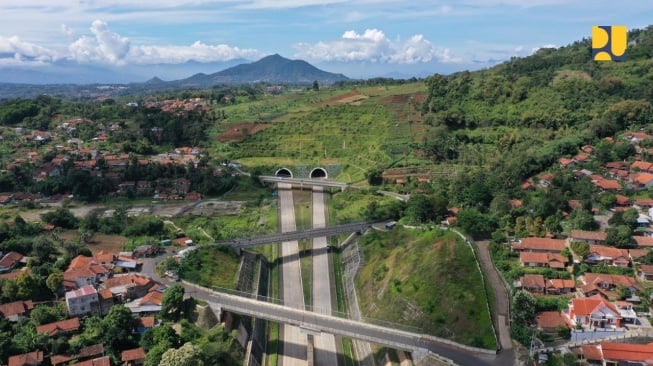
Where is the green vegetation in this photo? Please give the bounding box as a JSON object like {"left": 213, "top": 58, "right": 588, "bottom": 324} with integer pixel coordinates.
{"left": 355, "top": 227, "right": 496, "bottom": 349}
{"left": 178, "top": 246, "right": 241, "bottom": 289}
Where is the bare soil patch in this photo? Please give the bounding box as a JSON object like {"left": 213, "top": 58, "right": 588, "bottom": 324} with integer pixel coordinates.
{"left": 58, "top": 230, "right": 128, "bottom": 255}
{"left": 216, "top": 122, "right": 272, "bottom": 142}
{"left": 323, "top": 91, "right": 369, "bottom": 105}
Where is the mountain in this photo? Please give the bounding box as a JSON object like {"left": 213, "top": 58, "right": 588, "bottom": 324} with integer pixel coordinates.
{"left": 175, "top": 54, "right": 349, "bottom": 87}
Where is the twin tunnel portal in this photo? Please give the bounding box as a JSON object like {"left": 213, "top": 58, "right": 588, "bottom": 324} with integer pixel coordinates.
{"left": 275, "top": 167, "right": 328, "bottom": 179}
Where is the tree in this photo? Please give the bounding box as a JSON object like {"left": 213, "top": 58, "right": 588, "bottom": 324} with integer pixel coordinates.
{"left": 568, "top": 209, "right": 596, "bottom": 231}
{"left": 312, "top": 80, "right": 319, "bottom": 91}
{"left": 159, "top": 342, "right": 204, "bottom": 366}
{"left": 46, "top": 272, "right": 63, "bottom": 300}
{"left": 456, "top": 209, "right": 498, "bottom": 239}
{"left": 570, "top": 241, "right": 590, "bottom": 258}
{"left": 40, "top": 208, "right": 79, "bottom": 229}
{"left": 161, "top": 284, "right": 185, "bottom": 321}
{"left": 365, "top": 167, "right": 384, "bottom": 186}
{"left": 103, "top": 305, "right": 136, "bottom": 355}
{"left": 616, "top": 284, "right": 631, "bottom": 301}
{"left": 512, "top": 290, "right": 536, "bottom": 326}
{"left": 606, "top": 225, "right": 634, "bottom": 248}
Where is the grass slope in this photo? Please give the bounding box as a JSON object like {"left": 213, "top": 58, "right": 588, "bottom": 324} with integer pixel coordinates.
{"left": 356, "top": 228, "right": 496, "bottom": 349}
{"left": 180, "top": 246, "right": 241, "bottom": 289}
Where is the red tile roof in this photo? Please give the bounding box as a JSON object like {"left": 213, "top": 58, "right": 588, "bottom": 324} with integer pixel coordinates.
{"left": 139, "top": 290, "right": 163, "bottom": 306}
{"left": 588, "top": 245, "right": 630, "bottom": 260}
{"left": 547, "top": 278, "right": 575, "bottom": 290}
{"left": 630, "top": 161, "right": 653, "bottom": 171}
{"left": 594, "top": 179, "right": 622, "bottom": 191}
{"left": 615, "top": 194, "right": 631, "bottom": 205}
{"left": 78, "top": 344, "right": 105, "bottom": 359}
{"left": 639, "top": 265, "right": 653, "bottom": 275}
{"left": 0, "top": 300, "right": 34, "bottom": 318}
{"left": 579, "top": 344, "right": 604, "bottom": 361}
{"left": 75, "top": 356, "right": 111, "bottom": 366}
{"left": 629, "top": 248, "right": 649, "bottom": 260}
{"left": 571, "top": 295, "right": 620, "bottom": 317}
{"left": 0, "top": 251, "right": 24, "bottom": 269}
{"left": 519, "top": 274, "right": 545, "bottom": 289}
{"left": 633, "top": 236, "right": 653, "bottom": 247}
{"left": 8, "top": 351, "right": 43, "bottom": 366}
{"left": 633, "top": 172, "right": 653, "bottom": 185}
{"left": 513, "top": 237, "right": 566, "bottom": 252}
{"left": 571, "top": 230, "right": 607, "bottom": 242}
{"left": 582, "top": 273, "right": 637, "bottom": 288}
{"left": 121, "top": 347, "right": 146, "bottom": 362}
{"left": 520, "top": 252, "right": 568, "bottom": 267}
{"left": 601, "top": 341, "right": 653, "bottom": 363}
{"left": 36, "top": 317, "right": 80, "bottom": 335}
{"left": 136, "top": 316, "right": 155, "bottom": 328}
{"left": 536, "top": 311, "right": 569, "bottom": 330}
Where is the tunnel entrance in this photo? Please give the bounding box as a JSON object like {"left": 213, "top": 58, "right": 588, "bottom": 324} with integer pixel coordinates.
{"left": 275, "top": 168, "right": 293, "bottom": 178}
{"left": 309, "top": 167, "right": 328, "bottom": 179}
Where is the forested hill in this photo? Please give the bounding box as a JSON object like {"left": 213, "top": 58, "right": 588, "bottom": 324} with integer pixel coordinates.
{"left": 423, "top": 26, "right": 653, "bottom": 131}
{"left": 418, "top": 26, "right": 653, "bottom": 191}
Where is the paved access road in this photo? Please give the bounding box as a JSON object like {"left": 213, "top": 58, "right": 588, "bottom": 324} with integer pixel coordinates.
{"left": 278, "top": 183, "right": 308, "bottom": 365}
{"left": 311, "top": 186, "right": 338, "bottom": 365}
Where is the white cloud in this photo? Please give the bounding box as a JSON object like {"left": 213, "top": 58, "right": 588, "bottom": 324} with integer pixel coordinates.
{"left": 293, "top": 29, "right": 459, "bottom": 64}
{"left": 0, "top": 35, "right": 60, "bottom": 62}
{"left": 65, "top": 20, "right": 261, "bottom": 65}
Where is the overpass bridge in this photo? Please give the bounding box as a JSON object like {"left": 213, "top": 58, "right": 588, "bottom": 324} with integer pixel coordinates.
{"left": 182, "top": 282, "right": 496, "bottom": 366}
{"left": 258, "top": 176, "right": 348, "bottom": 190}
{"left": 209, "top": 221, "right": 383, "bottom": 249}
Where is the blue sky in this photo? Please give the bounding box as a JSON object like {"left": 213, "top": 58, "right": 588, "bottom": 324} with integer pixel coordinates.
{"left": 0, "top": 0, "right": 651, "bottom": 82}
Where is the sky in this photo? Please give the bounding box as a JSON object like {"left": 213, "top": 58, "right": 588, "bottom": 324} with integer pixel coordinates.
{"left": 0, "top": 0, "right": 651, "bottom": 83}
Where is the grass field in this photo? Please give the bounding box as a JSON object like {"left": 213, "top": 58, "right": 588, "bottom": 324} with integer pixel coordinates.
{"left": 179, "top": 246, "right": 241, "bottom": 289}
{"left": 355, "top": 227, "right": 497, "bottom": 349}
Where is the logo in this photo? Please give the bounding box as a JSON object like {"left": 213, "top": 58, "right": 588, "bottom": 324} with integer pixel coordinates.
{"left": 592, "top": 25, "right": 627, "bottom": 61}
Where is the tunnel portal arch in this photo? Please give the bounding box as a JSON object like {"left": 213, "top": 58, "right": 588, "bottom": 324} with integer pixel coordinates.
{"left": 275, "top": 168, "right": 293, "bottom": 178}
{"left": 309, "top": 167, "right": 328, "bottom": 179}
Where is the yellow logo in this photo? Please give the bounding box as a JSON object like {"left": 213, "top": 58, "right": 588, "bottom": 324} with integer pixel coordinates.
{"left": 592, "top": 25, "right": 627, "bottom": 61}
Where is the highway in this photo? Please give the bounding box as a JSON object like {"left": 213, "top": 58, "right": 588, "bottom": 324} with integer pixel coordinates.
{"left": 209, "top": 221, "right": 381, "bottom": 249}
{"left": 278, "top": 183, "right": 308, "bottom": 365}
{"left": 180, "top": 282, "right": 495, "bottom": 366}
{"left": 311, "top": 187, "right": 338, "bottom": 365}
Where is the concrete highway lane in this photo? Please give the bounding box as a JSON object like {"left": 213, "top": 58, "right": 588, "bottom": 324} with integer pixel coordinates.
{"left": 278, "top": 183, "right": 308, "bottom": 365}
{"left": 311, "top": 186, "right": 338, "bottom": 365}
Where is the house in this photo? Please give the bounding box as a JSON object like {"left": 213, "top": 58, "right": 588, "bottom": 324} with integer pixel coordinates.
{"left": 630, "top": 172, "right": 653, "bottom": 190}
{"left": 102, "top": 273, "right": 159, "bottom": 301}
{"left": 65, "top": 285, "right": 99, "bottom": 316}
{"left": 615, "top": 194, "right": 631, "bottom": 207}
{"left": 519, "top": 252, "right": 568, "bottom": 270}
{"left": 546, "top": 278, "right": 576, "bottom": 295}
{"left": 36, "top": 317, "right": 80, "bottom": 336}
{"left": 539, "top": 173, "right": 554, "bottom": 187}
{"left": 584, "top": 245, "right": 630, "bottom": 267}
{"left": 579, "top": 273, "right": 638, "bottom": 298}
{"left": 569, "top": 230, "right": 607, "bottom": 245}
{"left": 132, "top": 245, "right": 156, "bottom": 258}
{"left": 0, "top": 251, "right": 24, "bottom": 273}
{"left": 126, "top": 288, "right": 164, "bottom": 314}
{"left": 63, "top": 268, "right": 100, "bottom": 289}
{"left": 573, "top": 153, "right": 590, "bottom": 163}
{"left": 638, "top": 265, "right": 653, "bottom": 281}
{"left": 558, "top": 158, "right": 575, "bottom": 168}
{"left": 51, "top": 344, "right": 105, "bottom": 366}
{"left": 8, "top": 351, "right": 43, "bottom": 366}
{"left": 536, "top": 311, "right": 569, "bottom": 333}
{"left": 121, "top": 347, "right": 146, "bottom": 366}
{"left": 134, "top": 316, "right": 156, "bottom": 334}
{"left": 630, "top": 160, "right": 653, "bottom": 173}
{"left": 629, "top": 248, "right": 649, "bottom": 262}
{"left": 0, "top": 300, "right": 34, "bottom": 321}
{"left": 74, "top": 356, "right": 111, "bottom": 366}
{"left": 576, "top": 341, "right": 653, "bottom": 365}
{"left": 512, "top": 237, "right": 566, "bottom": 253}
{"left": 515, "top": 274, "right": 545, "bottom": 293}
{"left": 593, "top": 179, "right": 622, "bottom": 192}
{"left": 566, "top": 295, "right": 622, "bottom": 329}
{"left": 633, "top": 235, "right": 653, "bottom": 247}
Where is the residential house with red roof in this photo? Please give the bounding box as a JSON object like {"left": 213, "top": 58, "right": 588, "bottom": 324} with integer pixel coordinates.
{"left": 566, "top": 295, "right": 622, "bottom": 329}
{"left": 545, "top": 279, "right": 576, "bottom": 295}
{"left": 539, "top": 173, "right": 554, "bottom": 187}
{"left": 575, "top": 341, "right": 653, "bottom": 365}
{"left": 630, "top": 172, "right": 653, "bottom": 190}
{"left": 0, "top": 300, "right": 34, "bottom": 321}
{"left": 638, "top": 265, "right": 653, "bottom": 281}
{"left": 0, "top": 251, "right": 24, "bottom": 273}
{"left": 579, "top": 273, "right": 639, "bottom": 298}
{"left": 101, "top": 273, "right": 160, "bottom": 301}
{"left": 51, "top": 344, "right": 105, "bottom": 366}
{"left": 630, "top": 160, "right": 653, "bottom": 173}
{"left": 8, "top": 351, "right": 43, "bottom": 366}
{"left": 584, "top": 245, "right": 630, "bottom": 267}
{"left": 634, "top": 236, "right": 653, "bottom": 247}
{"left": 515, "top": 274, "right": 545, "bottom": 293}
{"left": 36, "top": 317, "right": 80, "bottom": 336}
{"left": 569, "top": 230, "right": 607, "bottom": 245}
{"left": 628, "top": 248, "right": 649, "bottom": 263}
{"left": 593, "top": 178, "right": 622, "bottom": 192}
{"left": 615, "top": 194, "right": 631, "bottom": 207}
{"left": 519, "top": 252, "right": 568, "bottom": 270}
{"left": 512, "top": 237, "right": 566, "bottom": 253}
{"left": 74, "top": 356, "right": 111, "bottom": 366}
{"left": 558, "top": 158, "right": 575, "bottom": 168}
{"left": 536, "top": 311, "right": 569, "bottom": 334}
{"left": 121, "top": 347, "right": 146, "bottom": 366}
